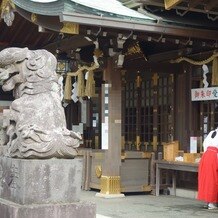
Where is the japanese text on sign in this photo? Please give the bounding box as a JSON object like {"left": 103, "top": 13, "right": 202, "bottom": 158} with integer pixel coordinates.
{"left": 191, "top": 87, "right": 218, "bottom": 101}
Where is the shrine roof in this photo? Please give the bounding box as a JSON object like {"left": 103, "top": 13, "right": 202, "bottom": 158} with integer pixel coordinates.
{"left": 13, "top": 0, "right": 156, "bottom": 22}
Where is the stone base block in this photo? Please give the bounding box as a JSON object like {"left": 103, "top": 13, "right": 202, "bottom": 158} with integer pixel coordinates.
{"left": 0, "top": 157, "right": 83, "bottom": 205}
{"left": 0, "top": 198, "right": 96, "bottom": 218}
{"left": 96, "top": 193, "right": 125, "bottom": 199}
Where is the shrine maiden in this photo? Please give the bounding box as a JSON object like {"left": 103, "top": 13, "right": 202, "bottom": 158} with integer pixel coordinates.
{"left": 197, "top": 129, "right": 218, "bottom": 209}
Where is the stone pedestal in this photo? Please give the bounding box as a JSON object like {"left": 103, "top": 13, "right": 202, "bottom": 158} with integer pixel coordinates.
{"left": 0, "top": 198, "right": 95, "bottom": 218}
{"left": 0, "top": 157, "right": 96, "bottom": 218}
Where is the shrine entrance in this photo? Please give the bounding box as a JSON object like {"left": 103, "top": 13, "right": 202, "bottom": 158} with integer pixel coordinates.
{"left": 122, "top": 71, "right": 175, "bottom": 152}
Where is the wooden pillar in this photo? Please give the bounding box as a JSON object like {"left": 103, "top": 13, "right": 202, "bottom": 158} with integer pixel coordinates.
{"left": 96, "top": 57, "right": 124, "bottom": 197}
{"left": 136, "top": 71, "right": 142, "bottom": 150}
{"left": 152, "top": 73, "right": 159, "bottom": 152}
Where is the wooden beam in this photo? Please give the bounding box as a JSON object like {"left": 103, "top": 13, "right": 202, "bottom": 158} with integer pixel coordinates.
{"left": 188, "top": 0, "right": 203, "bottom": 9}
{"left": 10, "top": 21, "right": 27, "bottom": 44}
{"left": 61, "top": 12, "right": 218, "bottom": 40}
{"left": 0, "top": 41, "right": 9, "bottom": 46}
{"left": 204, "top": 0, "right": 218, "bottom": 12}
{"left": 164, "top": 0, "right": 182, "bottom": 10}
{"left": 43, "top": 35, "right": 93, "bottom": 54}
{"left": 139, "top": 0, "right": 218, "bottom": 15}
{"left": 147, "top": 48, "right": 192, "bottom": 63}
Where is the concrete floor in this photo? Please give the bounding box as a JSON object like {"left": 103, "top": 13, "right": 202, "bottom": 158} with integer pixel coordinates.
{"left": 80, "top": 190, "right": 217, "bottom": 218}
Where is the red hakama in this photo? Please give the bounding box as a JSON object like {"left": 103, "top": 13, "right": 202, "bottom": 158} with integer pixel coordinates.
{"left": 197, "top": 146, "right": 218, "bottom": 203}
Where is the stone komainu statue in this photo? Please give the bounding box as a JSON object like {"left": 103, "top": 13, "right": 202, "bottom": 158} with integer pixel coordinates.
{"left": 0, "top": 47, "right": 82, "bottom": 158}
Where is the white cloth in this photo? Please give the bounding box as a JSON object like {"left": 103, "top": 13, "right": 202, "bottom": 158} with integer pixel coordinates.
{"left": 203, "top": 129, "right": 218, "bottom": 151}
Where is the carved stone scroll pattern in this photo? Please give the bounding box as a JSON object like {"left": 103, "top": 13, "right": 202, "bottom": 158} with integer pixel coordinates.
{"left": 0, "top": 47, "right": 82, "bottom": 158}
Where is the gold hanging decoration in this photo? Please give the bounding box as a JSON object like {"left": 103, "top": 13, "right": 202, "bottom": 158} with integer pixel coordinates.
{"left": 77, "top": 70, "right": 85, "bottom": 97}
{"left": 125, "top": 42, "right": 147, "bottom": 61}
{"left": 64, "top": 61, "right": 99, "bottom": 100}
{"left": 60, "top": 22, "right": 79, "bottom": 35}
{"left": 85, "top": 70, "right": 95, "bottom": 97}
{"left": 0, "top": 0, "right": 15, "bottom": 15}
{"left": 212, "top": 57, "right": 218, "bottom": 86}
{"left": 136, "top": 75, "right": 142, "bottom": 88}
{"left": 64, "top": 75, "right": 72, "bottom": 100}
{"left": 152, "top": 73, "right": 159, "bottom": 86}
{"left": 31, "top": 13, "right": 37, "bottom": 23}
{"left": 164, "top": 0, "right": 182, "bottom": 10}
{"left": 0, "top": 0, "right": 15, "bottom": 26}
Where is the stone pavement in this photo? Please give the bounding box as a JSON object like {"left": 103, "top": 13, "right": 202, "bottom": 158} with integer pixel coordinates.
{"left": 80, "top": 190, "right": 217, "bottom": 218}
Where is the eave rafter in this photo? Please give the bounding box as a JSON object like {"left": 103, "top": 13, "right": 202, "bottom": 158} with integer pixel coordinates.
{"left": 205, "top": 1, "right": 218, "bottom": 12}
{"left": 137, "top": 0, "right": 218, "bottom": 16}
{"left": 61, "top": 12, "right": 218, "bottom": 41}
{"left": 188, "top": 0, "right": 203, "bottom": 10}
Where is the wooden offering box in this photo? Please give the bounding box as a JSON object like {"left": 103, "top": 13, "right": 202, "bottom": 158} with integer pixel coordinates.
{"left": 163, "top": 141, "right": 179, "bottom": 161}
{"left": 183, "top": 153, "right": 201, "bottom": 163}
{"left": 80, "top": 149, "right": 151, "bottom": 192}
